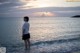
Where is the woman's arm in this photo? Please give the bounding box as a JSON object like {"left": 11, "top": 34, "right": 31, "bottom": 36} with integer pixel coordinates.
{"left": 22, "top": 29, "right": 25, "bottom": 35}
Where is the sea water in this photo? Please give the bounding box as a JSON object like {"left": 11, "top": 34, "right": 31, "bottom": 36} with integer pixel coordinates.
{"left": 0, "top": 17, "right": 80, "bottom": 53}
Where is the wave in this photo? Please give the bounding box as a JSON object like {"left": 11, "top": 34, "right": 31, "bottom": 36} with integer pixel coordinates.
{"left": 1, "top": 34, "right": 80, "bottom": 48}
{"left": 2, "top": 34, "right": 80, "bottom": 47}
{"left": 1, "top": 34, "right": 80, "bottom": 53}
{"left": 32, "top": 35, "right": 80, "bottom": 46}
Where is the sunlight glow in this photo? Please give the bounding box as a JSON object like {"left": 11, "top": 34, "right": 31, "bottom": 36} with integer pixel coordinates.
{"left": 37, "top": 3, "right": 50, "bottom": 8}
{"left": 33, "top": 12, "right": 55, "bottom": 16}
{"left": 19, "top": 0, "right": 80, "bottom": 9}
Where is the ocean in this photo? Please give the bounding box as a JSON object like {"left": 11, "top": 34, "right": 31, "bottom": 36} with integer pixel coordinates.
{"left": 0, "top": 17, "right": 80, "bottom": 53}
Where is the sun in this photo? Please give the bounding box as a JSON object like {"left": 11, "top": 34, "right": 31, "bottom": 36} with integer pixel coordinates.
{"left": 42, "top": 12, "right": 55, "bottom": 16}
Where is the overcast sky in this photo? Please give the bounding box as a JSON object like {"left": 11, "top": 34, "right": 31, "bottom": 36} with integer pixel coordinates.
{"left": 0, "top": 0, "right": 80, "bottom": 17}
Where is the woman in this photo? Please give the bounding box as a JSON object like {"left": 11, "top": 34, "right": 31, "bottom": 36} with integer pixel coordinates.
{"left": 22, "top": 16, "right": 30, "bottom": 50}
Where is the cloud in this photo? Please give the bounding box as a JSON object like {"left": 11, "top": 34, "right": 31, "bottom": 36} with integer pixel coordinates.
{"left": 0, "top": 0, "right": 20, "bottom": 3}
{"left": 54, "top": 11, "right": 80, "bottom": 13}
{"left": 18, "top": 0, "right": 38, "bottom": 9}
{"left": 0, "top": 0, "right": 24, "bottom": 12}
{"left": 19, "top": 0, "right": 36, "bottom": 2}
{"left": 18, "top": 0, "right": 80, "bottom": 9}
{"left": 0, "top": 0, "right": 9, "bottom": 3}
{"left": 0, "top": 0, "right": 80, "bottom": 17}
{"left": 0, "top": 2, "right": 11, "bottom": 5}
{"left": 0, "top": 0, "right": 23, "bottom": 6}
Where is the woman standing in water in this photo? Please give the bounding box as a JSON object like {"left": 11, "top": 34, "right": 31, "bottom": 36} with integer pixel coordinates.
{"left": 22, "top": 16, "right": 30, "bottom": 50}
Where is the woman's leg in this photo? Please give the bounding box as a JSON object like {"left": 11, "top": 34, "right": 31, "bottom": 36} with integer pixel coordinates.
{"left": 24, "top": 40, "right": 28, "bottom": 49}
{"left": 27, "top": 39, "right": 30, "bottom": 49}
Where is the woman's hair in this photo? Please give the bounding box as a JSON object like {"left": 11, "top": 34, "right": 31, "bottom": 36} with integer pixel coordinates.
{"left": 24, "top": 16, "right": 29, "bottom": 22}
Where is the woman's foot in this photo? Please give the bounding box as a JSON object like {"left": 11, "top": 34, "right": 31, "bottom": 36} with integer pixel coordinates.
{"left": 24, "top": 47, "right": 27, "bottom": 50}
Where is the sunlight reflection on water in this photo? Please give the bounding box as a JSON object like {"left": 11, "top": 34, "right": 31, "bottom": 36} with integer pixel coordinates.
{"left": 0, "top": 17, "right": 80, "bottom": 53}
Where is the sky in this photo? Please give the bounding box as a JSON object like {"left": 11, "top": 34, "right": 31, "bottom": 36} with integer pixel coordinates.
{"left": 0, "top": 0, "right": 80, "bottom": 17}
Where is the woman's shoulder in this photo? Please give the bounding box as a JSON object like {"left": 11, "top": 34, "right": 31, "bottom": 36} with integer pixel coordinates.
{"left": 24, "top": 22, "right": 29, "bottom": 26}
